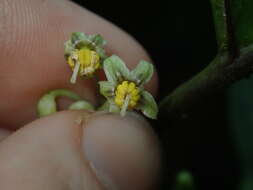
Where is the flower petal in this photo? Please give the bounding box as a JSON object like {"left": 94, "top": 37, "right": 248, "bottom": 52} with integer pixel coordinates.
{"left": 99, "top": 81, "right": 115, "bottom": 98}
{"left": 103, "top": 55, "right": 130, "bottom": 85}
{"left": 138, "top": 91, "right": 158, "bottom": 119}
{"left": 130, "top": 60, "right": 154, "bottom": 86}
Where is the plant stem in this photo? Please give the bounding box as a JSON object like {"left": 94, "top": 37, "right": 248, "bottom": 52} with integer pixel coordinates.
{"left": 37, "top": 89, "right": 82, "bottom": 117}
{"left": 159, "top": 45, "right": 253, "bottom": 118}
{"left": 159, "top": 0, "right": 253, "bottom": 118}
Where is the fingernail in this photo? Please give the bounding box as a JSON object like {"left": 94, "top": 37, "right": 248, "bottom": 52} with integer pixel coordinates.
{"left": 82, "top": 112, "right": 161, "bottom": 190}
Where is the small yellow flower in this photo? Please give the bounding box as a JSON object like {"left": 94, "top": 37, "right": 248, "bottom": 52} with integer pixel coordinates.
{"left": 68, "top": 48, "right": 100, "bottom": 83}
{"left": 99, "top": 55, "right": 158, "bottom": 119}
{"left": 64, "top": 32, "right": 106, "bottom": 83}
{"left": 114, "top": 81, "right": 140, "bottom": 109}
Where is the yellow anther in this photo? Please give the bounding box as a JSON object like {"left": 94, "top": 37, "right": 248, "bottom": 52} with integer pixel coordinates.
{"left": 127, "top": 82, "right": 136, "bottom": 93}
{"left": 67, "top": 48, "right": 100, "bottom": 76}
{"left": 68, "top": 55, "right": 75, "bottom": 68}
{"left": 114, "top": 81, "right": 140, "bottom": 109}
{"left": 67, "top": 48, "right": 100, "bottom": 83}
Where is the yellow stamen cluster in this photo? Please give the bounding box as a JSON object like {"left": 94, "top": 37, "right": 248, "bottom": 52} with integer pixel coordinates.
{"left": 68, "top": 48, "right": 100, "bottom": 76}
{"left": 115, "top": 81, "right": 140, "bottom": 109}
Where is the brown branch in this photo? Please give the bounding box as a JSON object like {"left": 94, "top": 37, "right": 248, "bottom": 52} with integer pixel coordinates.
{"left": 159, "top": 46, "right": 253, "bottom": 119}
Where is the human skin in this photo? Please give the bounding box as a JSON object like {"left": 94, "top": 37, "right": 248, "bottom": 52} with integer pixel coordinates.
{"left": 0, "top": 0, "right": 161, "bottom": 189}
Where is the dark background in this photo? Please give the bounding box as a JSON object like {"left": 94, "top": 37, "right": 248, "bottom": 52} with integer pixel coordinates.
{"left": 72, "top": 0, "right": 240, "bottom": 189}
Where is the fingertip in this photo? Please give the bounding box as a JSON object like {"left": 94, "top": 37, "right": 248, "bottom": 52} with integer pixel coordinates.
{"left": 0, "top": 0, "right": 159, "bottom": 134}
{"left": 83, "top": 112, "right": 161, "bottom": 190}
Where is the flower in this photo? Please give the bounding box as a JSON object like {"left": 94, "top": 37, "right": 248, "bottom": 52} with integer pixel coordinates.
{"left": 64, "top": 32, "right": 107, "bottom": 83}
{"left": 99, "top": 55, "right": 158, "bottom": 119}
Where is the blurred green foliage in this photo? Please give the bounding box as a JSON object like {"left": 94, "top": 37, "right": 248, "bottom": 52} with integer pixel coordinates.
{"left": 226, "top": 0, "right": 253, "bottom": 189}
{"left": 231, "top": 0, "right": 253, "bottom": 48}
{"left": 74, "top": 0, "right": 253, "bottom": 189}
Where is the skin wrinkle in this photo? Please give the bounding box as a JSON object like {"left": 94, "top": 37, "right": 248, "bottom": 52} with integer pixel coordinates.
{"left": 0, "top": 109, "right": 161, "bottom": 189}
{"left": 0, "top": 111, "right": 107, "bottom": 190}
{"left": 0, "top": 0, "right": 158, "bottom": 130}
{"left": 83, "top": 113, "right": 161, "bottom": 190}
{"left": 0, "top": 0, "right": 12, "bottom": 59}
{"left": 71, "top": 111, "right": 110, "bottom": 190}
{"left": 70, "top": 111, "right": 108, "bottom": 190}
{"left": 0, "top": 1, "right": 161, "bottom": 189}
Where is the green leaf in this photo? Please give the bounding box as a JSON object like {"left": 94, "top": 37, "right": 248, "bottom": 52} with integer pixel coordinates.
{"left": 210, "top": 0, "right": 228, "bottom": 51}
{"left": 227, "top": 78, "right": 253, "bottom": 187}
{"left": 138, "top": 91, "right": 158, "bottom": 119}
{"left": 99, "top": 81, "right": 115, "bottom": 98}
{"left": 103, "top": 55, "right": 130, "bottom": 85}
{"left": 210, "top": 0, "right": 253, "bottom": 50}
{"left": 230, "top": 0, "right": 253, "bottom": 48}
{"left": 68, "top": 100, "right": 95, "bottom": 111}
{"left": 130, "top": 60, "right": 154, "bottom": 86}
{"left": 223, "top": 1, "right": 253, "bottom": 188}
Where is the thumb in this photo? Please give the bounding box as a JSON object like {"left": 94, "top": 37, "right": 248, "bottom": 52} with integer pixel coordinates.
{"left": 0, "top": 111, "right": 161, "bottom": 190}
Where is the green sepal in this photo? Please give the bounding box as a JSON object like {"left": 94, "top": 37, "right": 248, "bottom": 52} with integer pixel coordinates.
{"left": 138, "top": 91, "right": 158, "bottom": 119}
{"left": 109, "top": 101, "right": 121, "bottom": 113}
{"left": 71, "top": 33, "right": 106, "bottom": 51}
{"left": 130, "top": 60, "right": 154, "bottom": 86}
{"left": 88, "top": 34, "right": 107, "bottom": 59}
{"left": 68, "top": 100, "right": 95, "bottom": 111}
{"left": 97, "top": 100, "right": 120, "bottom": 113}
{"left": 103, "top": 55, "right": 130, "bottom": 85}
{"left": 99, "top": 81, "right": 115, "bottom": 98}
{"left": 65, "top": 32, "right": 107, "bottom": 60}
{"left": 97, "top": 101, "right": 110, "bottom": 111}
{"left": 71, "top": 32, "right": 90, "bottom": 49}
{"left": 71, "top": 32, "right": 88, "bottom": 44}
{"left": 88, "top": 34, "right": 107, "bottom": 47}
{"left": 95, "top": 46, "right": 107, "bottom": 60}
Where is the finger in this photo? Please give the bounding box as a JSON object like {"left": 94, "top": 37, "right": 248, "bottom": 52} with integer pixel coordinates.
{"left": 0, "top": 111, "right": 161, "bottom": 190}
{"left": 0, "top": 0, "right": 158, "bottom": 129}
{"left": 0, "top": 129, "right": 11, "bottom": 141}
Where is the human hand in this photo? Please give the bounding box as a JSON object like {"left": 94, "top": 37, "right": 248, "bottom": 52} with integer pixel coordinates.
{"left": 0, "top": 0, "right": 161, "bottom": 189}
